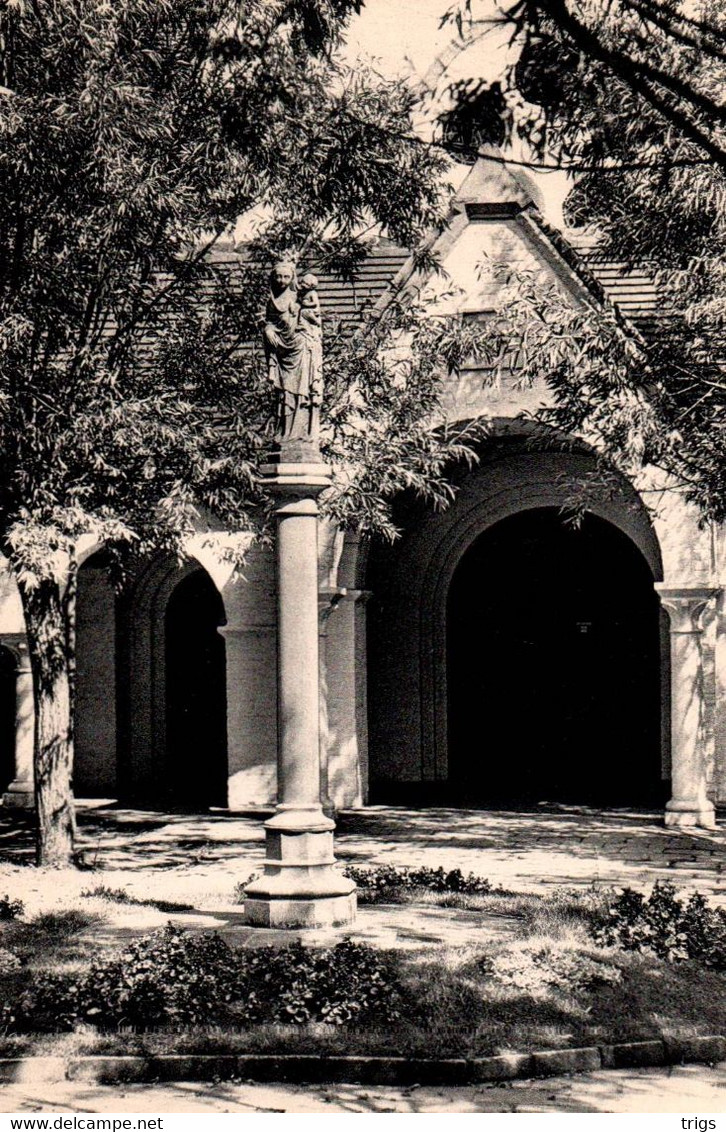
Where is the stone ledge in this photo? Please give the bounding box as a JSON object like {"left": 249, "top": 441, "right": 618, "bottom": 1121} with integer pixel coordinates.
{"left": 0, "top": 1034, "right": 724, "bottom": 1087}
{"left": 600, "top": 1040, "right": 667, "bottom": 1069}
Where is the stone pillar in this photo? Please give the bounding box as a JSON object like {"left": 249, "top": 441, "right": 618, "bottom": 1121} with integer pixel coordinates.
{"left": 2, "top": 640, "right": 35, "bottom": 809}
{"left": 318, "top": 589, "right": 344, "bottom": 817}
{"left": 244, "top": 459, "right": 356, "bottom": 927}
{"left": 656, "top": 585, "right": 718, "bottom": 829}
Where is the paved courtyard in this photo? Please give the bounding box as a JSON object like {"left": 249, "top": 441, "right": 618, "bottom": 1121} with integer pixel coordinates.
{"left": 0, "top": 802, "right": 723, "bottom": 949}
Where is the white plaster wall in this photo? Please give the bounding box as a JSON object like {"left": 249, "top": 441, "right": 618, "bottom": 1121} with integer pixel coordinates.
{"left": 0, "top": 560, "right": 25, "bottom": 636}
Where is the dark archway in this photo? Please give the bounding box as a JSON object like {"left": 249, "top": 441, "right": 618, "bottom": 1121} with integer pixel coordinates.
{"left": 447, "top": 507, "right": 663, "bottom": 806}
{"left": 164, "top": 568, "right": 227, "bottom": 808}
{"left": 0, "top": 648, "right": 16, "bottom": 795}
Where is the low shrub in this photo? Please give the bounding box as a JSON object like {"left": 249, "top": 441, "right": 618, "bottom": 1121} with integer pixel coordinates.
{"left": 343, "top": 864, "right": 494, "bottom": 904}
{"left": 7, "top": 926, "right": 404, "bottom": 1033}
{"left": 0, "top": 896, "right": 24, "bottom": 922}
{"left": 236, "top": 938, "right": 402, "bottom": 1026}
{"left": 0, "top": 948, "right": 21, "bottom": 976}
{"left": 81, "top": 885, "right": 134, "bottom": 905}
{"left": 490, "top": 943, "right": 622, "bottom": 994}
{"left": 592, "top": 881, "right": 726, "bottom": 969}
{"left": 28, "top": 910, "right": 96, "bottom": 940}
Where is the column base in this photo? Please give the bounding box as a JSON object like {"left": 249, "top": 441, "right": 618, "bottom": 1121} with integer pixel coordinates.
{"left": 243, "top": 804, "right": 356, "bottom": 928}
{"left": 665, "top": 799, "right": 716, "bottom": 829}
{"left": 2, "top": 783, "right": 34, "bottom": 809}
{"left": 245, "top": 891, "right": 356, "bottom": 929}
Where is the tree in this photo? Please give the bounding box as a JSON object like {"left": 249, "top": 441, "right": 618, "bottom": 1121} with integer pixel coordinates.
{"left": 435, "top": 0, "right": 726, "bottom": 520}
{"left": 0, "top": 0, "right": 482, "bottom": 866}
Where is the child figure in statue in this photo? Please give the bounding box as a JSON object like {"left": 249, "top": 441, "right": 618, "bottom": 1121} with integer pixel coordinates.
{"left": 297, "top": 272, "right": 323, "bottom": 439}
{"left": 263, "top": 261, "right": 323, "bottom": 445}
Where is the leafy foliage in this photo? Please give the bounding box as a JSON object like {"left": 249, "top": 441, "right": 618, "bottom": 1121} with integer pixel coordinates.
{"left": 0, "top": 0, "right": 463, "bottom": 573}
{"left": 591, "top": 881, "right": 726, "bottom": 969}
{"left": 343, "top": 863, "right": 495, "bottom": 903}
{"left": 437, "top": 0, "right": 726, "bottom": 522}
{"left": 0, "top": 896, "right": 24, "bottom": 921}
{"left": 5, "top": 925, "right": 404, "bottom": 1033}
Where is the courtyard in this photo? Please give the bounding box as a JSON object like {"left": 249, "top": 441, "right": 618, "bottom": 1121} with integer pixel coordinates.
{"left": 0, "top": 802, "right": 723, "bottom": 942}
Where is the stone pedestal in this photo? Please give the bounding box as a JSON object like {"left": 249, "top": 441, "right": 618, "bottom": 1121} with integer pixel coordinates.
{"left": 2, "top": 639, "right": 35, "bottom": 809}
{"left": 656, "top": 586, "right": 718, "bottom": 829}
{"left": 244, "top": 456, "right": 355, "bottom": 927}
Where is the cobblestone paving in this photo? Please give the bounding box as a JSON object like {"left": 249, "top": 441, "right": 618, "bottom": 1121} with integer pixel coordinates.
{"left": 0, "top": 803, "right": 723, "bottom": 949}
{"left": 336, "top": 806, "right": 726, "bottom": 902}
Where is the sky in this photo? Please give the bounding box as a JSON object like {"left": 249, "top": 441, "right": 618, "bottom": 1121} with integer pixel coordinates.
{"left": 235, "top": 0, "right": 569, "bottom": 240}
{"left": 342, "top": 0, "right": 512, "bottom": 85}
{"left": 341, "top": 0, "right": 571, "bottom": 224}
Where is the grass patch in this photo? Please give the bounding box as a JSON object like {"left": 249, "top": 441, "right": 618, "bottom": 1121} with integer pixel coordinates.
{"left": 1, "top": 883, "right": 724, "bottom": 1060}
{"left": 80, "top": 885, "right": 194, "bottom": 914}
{"left": 2, "top": 909, "right": 102, "bottom": 967}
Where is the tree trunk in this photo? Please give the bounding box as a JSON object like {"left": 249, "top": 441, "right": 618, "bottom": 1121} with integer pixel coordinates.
{"left": 20, "top": 577, "right": 77, "bottom": 867}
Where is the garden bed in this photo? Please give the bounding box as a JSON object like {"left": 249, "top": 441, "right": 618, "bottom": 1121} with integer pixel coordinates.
{"left": 0, "top": 876, "right": 725, "bottom": 1064}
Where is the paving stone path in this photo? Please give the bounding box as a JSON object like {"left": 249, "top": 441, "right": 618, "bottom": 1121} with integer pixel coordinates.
{"left": 0, "top": 802, "right": 723, "bottom": 950}
{"left": 336, "top": 806, "right": 726, "bottom": 901}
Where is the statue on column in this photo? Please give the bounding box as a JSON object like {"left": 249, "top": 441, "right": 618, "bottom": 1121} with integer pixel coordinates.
{"left": 263, "top": 260, "right": 323, "bottom": 445}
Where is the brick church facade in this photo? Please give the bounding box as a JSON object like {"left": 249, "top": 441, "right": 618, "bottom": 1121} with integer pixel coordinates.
{"left": 1, "top": 159, "right": 723, "bottom": 828}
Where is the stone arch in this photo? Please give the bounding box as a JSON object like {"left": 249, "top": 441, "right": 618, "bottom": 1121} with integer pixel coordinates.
{"left": 365, "top": 436, "right": 666, "bottom": 803}
{"left": 119, "top": 555, "right": 228, "bottom": 807}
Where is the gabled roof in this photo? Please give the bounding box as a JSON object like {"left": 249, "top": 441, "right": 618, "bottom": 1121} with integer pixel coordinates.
{"left": 567, "top": 230, "right": 663, "bottom": 327}
{"left": 206, "top": 158, "right": 661, "bottom": 334}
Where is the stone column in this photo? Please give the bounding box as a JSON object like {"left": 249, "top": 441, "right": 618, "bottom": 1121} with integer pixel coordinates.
{"left": 2, "top": 639, "right": 35, "bottom": 809}
{"left": 656, "top": 585, "right": 718, "bottom": 829}
{"left": 244, "top": 458, "right": 356, "bottom": 927}
{"left": 318, "top": 589, "right": 344, "bottom": 817}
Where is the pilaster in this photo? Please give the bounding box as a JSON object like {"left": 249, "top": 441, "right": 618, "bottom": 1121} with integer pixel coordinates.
{"left": 1, "top": 636, "right": 35, "bottom": 809}
{"left": 656, "top": 585, "right": 719, "bottom": 829}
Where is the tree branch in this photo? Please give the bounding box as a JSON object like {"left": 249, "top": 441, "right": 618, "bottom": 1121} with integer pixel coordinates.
{"left": 539, "top": 0, "right": 726, "bottom": 171}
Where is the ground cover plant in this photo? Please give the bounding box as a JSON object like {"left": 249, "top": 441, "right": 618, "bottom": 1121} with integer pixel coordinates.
{"left": 342, "top": 864, "right": 502, "bottom": 905}
{"left": 0, "top": 882, "right": 724, "bottom": 1061}
{"left": 0, "top": 896, "right": 24, "bottom": 921}
{"left": 592, "top": 881, "right": 726, "bottom": 969}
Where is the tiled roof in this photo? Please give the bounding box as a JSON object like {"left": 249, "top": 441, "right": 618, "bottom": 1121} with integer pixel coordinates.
{"left": 566, "top": 229, "right": 663, "bottom": 326}
{"left": 207, "top": 226, "right": 661, "bottom": 332}
{"left": 208, "top": 240, "right": 411, "bottom": 331}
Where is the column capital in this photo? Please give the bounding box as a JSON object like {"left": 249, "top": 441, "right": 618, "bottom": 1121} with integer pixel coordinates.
{"left": 655, "top": 585, "right": 720, "bottom": 634}
{"left": 259, "top": 461, "right": 332, "bottom": 502}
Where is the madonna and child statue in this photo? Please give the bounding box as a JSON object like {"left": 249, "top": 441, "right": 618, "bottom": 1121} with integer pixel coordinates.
{"left": 263, "top": 259, "right": 323, "bottom": 453}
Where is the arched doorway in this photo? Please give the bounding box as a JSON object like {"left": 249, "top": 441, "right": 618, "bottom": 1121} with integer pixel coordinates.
{"left": 447, "top": 507, "right": 663, "bottom": 806}
{"left": 0, "top": 647, "right": 16, "bottom": 796}
{"left": 164, "top": 568, "right": 228, "bottom": 807}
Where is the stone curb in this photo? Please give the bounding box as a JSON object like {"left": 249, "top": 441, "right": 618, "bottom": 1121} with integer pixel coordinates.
{"left": 0, "top": 1036, "right": 724, "bottom": 1087}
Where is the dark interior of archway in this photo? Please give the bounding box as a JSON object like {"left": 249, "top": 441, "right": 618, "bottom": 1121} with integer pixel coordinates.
{"left": 165, "top": 569, "right": 227, "bottom": 808}
{"left": 0, "top": 648, "right": 15, "bottom": 795}
{"left": 447, "top": 507, "right": 664, "bottom": 807}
